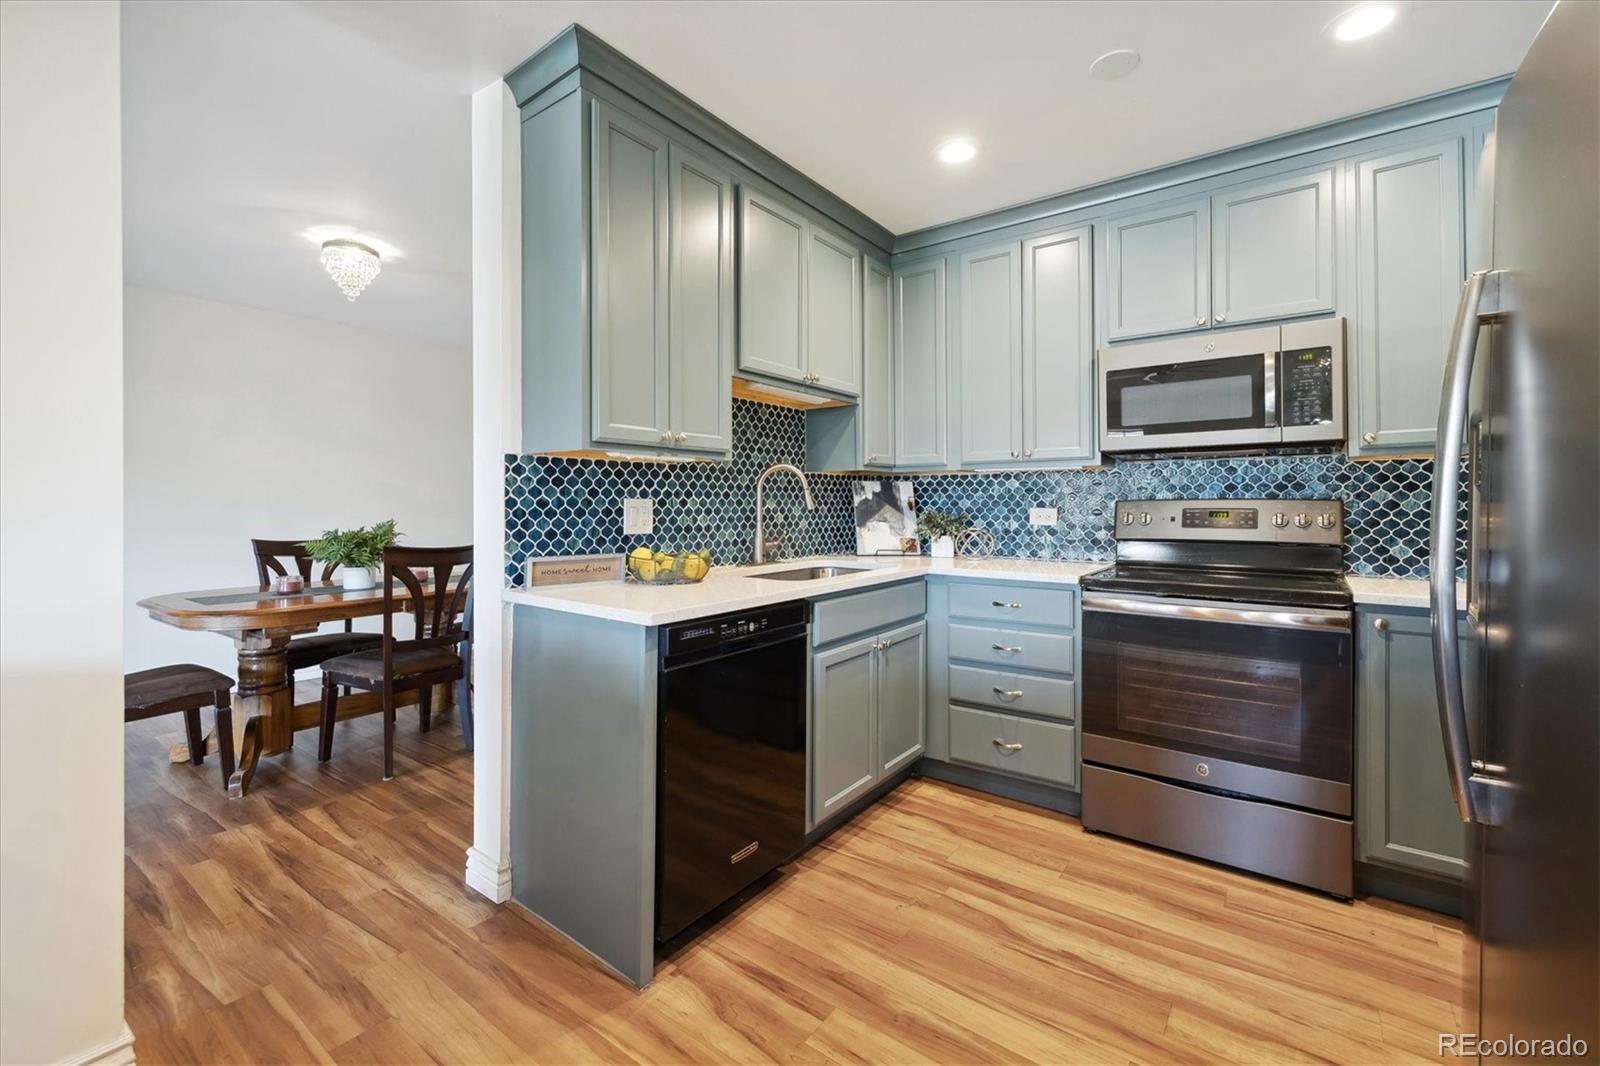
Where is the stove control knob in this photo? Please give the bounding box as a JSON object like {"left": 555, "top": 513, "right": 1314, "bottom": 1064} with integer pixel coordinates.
{"left": 1294, "top": 513, "right": 1312, "bottom": 529}
{"left": 1121, "top": 511, "right": 1134, "bottom": 525}
{"left": 1271, "top": 513, "right": 1290, "bottom": 529}
{"left": 1138, "top": 512, "right": 1152, "bottom": 526}
{"left": 1318, "top": 512, "right": 1336, "bottom": 530}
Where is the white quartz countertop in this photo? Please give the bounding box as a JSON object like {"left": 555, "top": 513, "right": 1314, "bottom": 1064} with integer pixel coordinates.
{"left": 503, "top": 555, "right": 1461, "bottom": 625}
{"left": 503, "top": 556, "right": 1106, "bottom": 625}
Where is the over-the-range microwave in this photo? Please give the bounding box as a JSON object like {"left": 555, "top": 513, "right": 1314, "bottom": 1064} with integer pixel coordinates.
{"left": 1097, "top": 318, "right": 1345, "bottom": 454}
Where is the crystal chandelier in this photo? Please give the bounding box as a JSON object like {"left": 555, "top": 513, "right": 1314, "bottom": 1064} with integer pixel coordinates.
{"left": 320, "top": 239, "right": 381, "bottom": 301}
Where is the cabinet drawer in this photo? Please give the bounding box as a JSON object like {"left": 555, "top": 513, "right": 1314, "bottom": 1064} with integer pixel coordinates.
{"left": 949, "top": 705, "right": 1077, "bottom": 789}
{"left": 947, "top": 582, "right": 1076, "bottom": 629}
{"left": 950, "top": 664, "right": 1076, "bottom": 722}
{"left": 948, "top": 623, "right": 1075, "bottom": 675}
{"left": 812, "top": 580, "right": 926, "bottom": 647}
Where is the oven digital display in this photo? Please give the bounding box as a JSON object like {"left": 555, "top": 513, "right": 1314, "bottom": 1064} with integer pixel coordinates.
{"left": 1181, "top": 507, "right": 1258, "bottom": 529}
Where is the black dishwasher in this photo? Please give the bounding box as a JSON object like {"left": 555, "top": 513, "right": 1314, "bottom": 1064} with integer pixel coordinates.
{"left": 656, "top": 601, "right": 808, "bottom": 943}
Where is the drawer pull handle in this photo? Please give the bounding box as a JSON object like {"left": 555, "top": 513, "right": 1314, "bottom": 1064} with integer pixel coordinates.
{"left": 993, "top": 739, "right": 1023, "bottom": 754}
{"left": 993, "top": 687, "right": 1023, "bottom": 700}
{"left": 991, "top": 643, "right": 1022, "bottom": 654}
{"left": 992, "top": 601, "right": 1022, "bottom": 609}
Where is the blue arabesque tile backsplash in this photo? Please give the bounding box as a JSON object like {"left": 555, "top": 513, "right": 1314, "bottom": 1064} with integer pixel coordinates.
{"left": 506, "top": 399, "right": 1463, "bottom": 587}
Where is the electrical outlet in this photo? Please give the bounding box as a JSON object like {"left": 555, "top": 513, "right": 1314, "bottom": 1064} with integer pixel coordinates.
{"left": 623, "top": 498, "right": 654, "bottom": 536}
{"left": 1029, "top": 507, "right": 1059, "bottom": 527}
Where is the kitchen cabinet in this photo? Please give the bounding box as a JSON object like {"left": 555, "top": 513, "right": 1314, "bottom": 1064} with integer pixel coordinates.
{"left": 893, "top": 257, "right": 949, "bottom": 467}
{"left": 860, "top": 258, "right": 895, "bottom": 468}
{"left": 810, "top": 584, "right": 927, "bottom": 828}
{"left": 1211, "top": 167, "right": 1336, "bottom": 326}
{"left": 959, "top": 242, "right": 1023, "bottom": 463}
{"left": 1349, "top": 138, "right": 1465, "bottom": 455}
{"left": 1021, "top": 226, "right": 1096, "bottom": 463}
{"left": 738, "top": 187, "right": 862, "bottom": 398}
{"left": 1103, "top": 196, "right": 1211, "bottom": 341}
{"left": 1356, "top": 606, "right": 1479, "bottom": 881}
{"left": 521, "top": 91, "right": 732, "bottom": 458}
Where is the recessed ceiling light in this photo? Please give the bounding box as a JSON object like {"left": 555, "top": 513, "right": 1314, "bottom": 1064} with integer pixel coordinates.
{"left": 1329, "top": 3, "right": 1397, "bottom": 41}
{"left": 1090, "top": 49, "right": 1141, "bottom": 81}
{"left": 937, "top": 139, "right": 977, "bottom": 165}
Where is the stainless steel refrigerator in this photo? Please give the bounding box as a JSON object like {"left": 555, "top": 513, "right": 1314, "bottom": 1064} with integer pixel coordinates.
{"left": 1431, "top": 0, "right": 1598, "bottom": 1057}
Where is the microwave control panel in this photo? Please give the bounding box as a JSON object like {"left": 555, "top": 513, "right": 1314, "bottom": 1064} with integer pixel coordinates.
{"left": 1281, "top": 346, "right": 1336, "bottom": 427}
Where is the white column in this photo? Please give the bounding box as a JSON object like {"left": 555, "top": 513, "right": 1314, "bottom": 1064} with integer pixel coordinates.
{"left": 0, "top": 2, "right": 134, "bottom": 1062}
{"left": 464, "top": 80, "right": 521, "bottom": 902}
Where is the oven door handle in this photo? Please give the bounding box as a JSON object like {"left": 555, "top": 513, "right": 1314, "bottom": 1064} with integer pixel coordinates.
{"left": 1082, "top": 593, "right": 1351, "bottom": 632}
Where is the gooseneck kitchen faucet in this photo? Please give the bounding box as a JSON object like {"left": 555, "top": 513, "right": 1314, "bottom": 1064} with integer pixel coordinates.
{"left": 753, "top": 462, "right": 815, "bottom": 564}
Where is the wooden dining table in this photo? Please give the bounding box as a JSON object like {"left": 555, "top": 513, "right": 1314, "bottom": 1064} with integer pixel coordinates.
{"left": 138, "top": 579, "right": 460, "bottom": 797}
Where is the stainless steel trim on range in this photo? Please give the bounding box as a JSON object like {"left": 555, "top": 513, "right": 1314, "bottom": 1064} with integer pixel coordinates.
{"left": 1098, "top": 317, "right": 1345, "bottom": 453}
{"left": 1081, "top": 764, "right": 1355, "bottom": 898}
{"left": 1083, "top": 593, "right": 1350, "bottom": 632}
{"left": 1083, "top": 734, "right": 1352, "bottom": 815}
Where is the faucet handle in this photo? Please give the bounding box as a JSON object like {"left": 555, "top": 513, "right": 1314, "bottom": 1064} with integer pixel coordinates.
{"left": 762, "top": 537, "right": 783, "bottom": 562}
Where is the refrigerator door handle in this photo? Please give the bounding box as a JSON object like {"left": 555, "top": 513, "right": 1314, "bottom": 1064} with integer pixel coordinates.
{"left": 1431, "top": 269, "right": 1509, "bottom": 825}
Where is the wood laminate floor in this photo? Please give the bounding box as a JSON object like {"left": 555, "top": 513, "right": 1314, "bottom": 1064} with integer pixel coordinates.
{"left": 125, "top": 702, "right": 1464, "bottom": 1064}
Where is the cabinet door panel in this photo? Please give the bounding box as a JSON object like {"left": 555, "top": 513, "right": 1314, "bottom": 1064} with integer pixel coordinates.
{"left": 959, "top": 242, "right": 1023, "bottom": 464}
{"left": 807, "top": 227, "right": 862, "bottom": 396}
{"left": 861, "top": 259, "right": 895, "bottom": 467}
{"left": 1212, "top": 167, "right": 1336, "bottom": 325}
{"left": 812, "top": 636, "right": 878, "bottom": 823}
{"left": 1022, "top": 226, "right": 1095, "bottom": 463}
{"left": 668, "top": 146, "right": 733, "bottom": 452}
{"left": 738, "top": 188, "right": 807, "bottom": 385}
{"left": 1352, "top": 139, "right": 1464, "bottom": 454}
{"left": 1105, "top": 198, "right": 1210, "bottom": 341}
{"left": 1357, "top": 609, "right": 1479, "bottom": 880}
{"left": 894, "top": 258, "right": 949, "bottom": 467}
{"left": 877, "top": 621, "right": 927, "bottom": 776}
{"left": 591, "top": 101, "right": 669, "bottom": 447}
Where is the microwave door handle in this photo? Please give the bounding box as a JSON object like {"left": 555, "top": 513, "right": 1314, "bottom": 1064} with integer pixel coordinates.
{"left": 1431, "top": 269, "right": 1508, "bottom": 826}
{"left": 1263, "top": 352, "right": 1278, "bottom": 427}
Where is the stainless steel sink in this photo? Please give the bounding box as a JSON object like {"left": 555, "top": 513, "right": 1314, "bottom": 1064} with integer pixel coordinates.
{"left": 751, "top": 565, "right": 870, "bottom": 581}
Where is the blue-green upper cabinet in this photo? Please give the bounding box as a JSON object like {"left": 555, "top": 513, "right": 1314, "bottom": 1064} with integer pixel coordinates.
{"left": 1210, "top": 167, "right": 1336, "bottom": 326}
{"left": 1021, "top": 225, "right": 1095, "bottom": 464}
{"left": 860, "top": 258, "right": 895, "bottom": 468}
{"left": 1103, "top": 196, "right": 1210, "bottom": 341}
{"left": 806, "top": 224, "right": 862, "bottom": 396}
{"left": 590, "top": 100, "right": 671, "bottom": 449}
{"left": 738, "top": 187, "right": 808, "bottom": 386}
{"left": 893, "top": 257, "right": 949, "bottom": 467}
{"left": 667, "top": 145, "right": 734, "bottom": 453}
{"left": 959, "top": 241, "right": 1023, "bottom": 464}
{"left": 1349, "top": 137, "right": 1464, "bottom": 456}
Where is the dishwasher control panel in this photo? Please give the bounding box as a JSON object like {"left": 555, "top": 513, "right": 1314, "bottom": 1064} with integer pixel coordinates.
{"left": 661, "top": 601, "right": 809, "bottom": 658}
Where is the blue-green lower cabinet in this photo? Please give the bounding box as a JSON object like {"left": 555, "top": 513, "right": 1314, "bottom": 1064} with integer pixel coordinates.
{"left": 1355, "top": 606, "right": 1480, "bottom": 881}
{"left": 810, "top": 586, "right": 927, "bottom": 829}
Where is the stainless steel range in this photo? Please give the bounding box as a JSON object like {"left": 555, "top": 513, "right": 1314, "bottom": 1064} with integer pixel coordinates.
{"left": 1078, "top": 498, "right": 1354, "bottom": 897}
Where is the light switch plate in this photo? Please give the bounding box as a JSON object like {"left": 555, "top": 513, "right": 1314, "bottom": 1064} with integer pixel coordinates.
{"left": 623, "top": 498, "right": 654, "bottom": 536}
{"left": 1029, "top": 507, "right": 1059, "bottom": 527}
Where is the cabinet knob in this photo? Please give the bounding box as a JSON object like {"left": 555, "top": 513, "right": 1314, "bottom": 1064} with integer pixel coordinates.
{"left": 1372, "top": 616, "right": 1390, "bottom": 631}
{"left": 675, "top": 431, "right": 688, "bottom": 443}
{"left": 1363, "top": 432, "right": 1378, "bottom": 444}
{"left": 1216, "top": 313, "right": 1227, "bottom": 323}
{"left": 1023, "top": 449, "right": 1033, "bottom": 458}
{"left": 1010, "top": 450, "right": 1019, "bottom": 459}
{"left": 660, "top": 431, "right": 673, "bottom": 442}
{"left": 992, "top": 739, "right": 1024, "bottom": 754}
{"left": 1197, "top": 316, "right": 1208, "bottom": 326}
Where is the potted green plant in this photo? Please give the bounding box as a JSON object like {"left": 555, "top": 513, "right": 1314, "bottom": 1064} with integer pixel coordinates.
{"left": 304, "top": 520, "right": 399, "bottom": 590}
{"left": 917, "top": 509, "right": 967, "bottom": 560}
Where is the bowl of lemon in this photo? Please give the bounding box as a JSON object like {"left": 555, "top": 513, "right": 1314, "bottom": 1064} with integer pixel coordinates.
{"left": 626, "top": 547, "right": 712, "bottom": 585}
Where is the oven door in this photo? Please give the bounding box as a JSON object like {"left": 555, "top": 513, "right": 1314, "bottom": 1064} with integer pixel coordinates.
{"left": 1099, "top": 334, "right": 1280, "bottom": 452}
{"left": 1081, "top": 594, "right": 1352, "bottom": 815}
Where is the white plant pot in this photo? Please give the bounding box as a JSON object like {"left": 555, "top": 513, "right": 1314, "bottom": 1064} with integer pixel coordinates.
{"left": 930, "top": 536, "right": 956, "bottom": 559}
{"left": 340, "top": 566, "right": 376, "bottom": 590}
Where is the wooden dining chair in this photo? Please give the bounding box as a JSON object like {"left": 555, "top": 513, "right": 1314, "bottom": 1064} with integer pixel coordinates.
{"left": 125, "top": 665, "right": 235, "bottom": 791}
{"left": 251, "top": 538, "right": 382, "bottom": 673}
{"left": 317, "top": 545, "right": 473, "bottom": 780}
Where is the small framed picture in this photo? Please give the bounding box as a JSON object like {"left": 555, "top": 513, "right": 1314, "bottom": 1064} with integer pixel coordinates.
{"left": 852, "top": 480, "right": 917, "bottom": 556}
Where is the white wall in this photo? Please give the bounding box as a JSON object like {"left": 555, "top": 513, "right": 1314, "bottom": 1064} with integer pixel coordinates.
{"left": 123, "top": 285, "right": 471, "bottom": 675}
{"left": 0, "top": 2, "right": 133, "bottom": 1063}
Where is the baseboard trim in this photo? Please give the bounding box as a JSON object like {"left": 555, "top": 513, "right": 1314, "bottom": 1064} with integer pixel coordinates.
{"left": 464, "top": 846, "right": 513, "bottom": 903}
{"left": 917, "top": 758, "right": 1082, "bottom": 816}
{"left": 67, "top": 1021, "right": 136, "bottom": 1066}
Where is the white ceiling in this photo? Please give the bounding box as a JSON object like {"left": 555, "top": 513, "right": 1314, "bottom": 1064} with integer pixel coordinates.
{"left": 122, "top": 0, "right": 1551, "bottom": 348}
